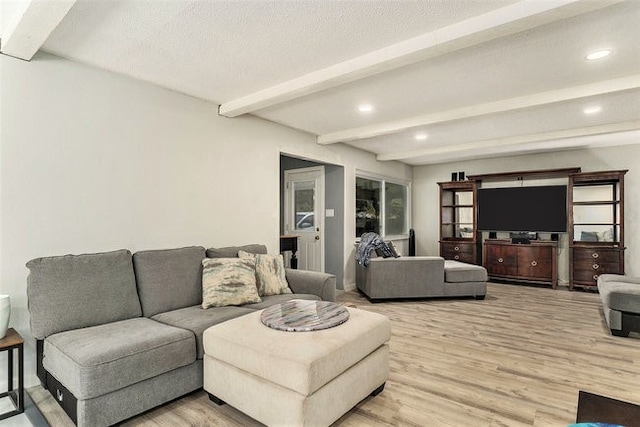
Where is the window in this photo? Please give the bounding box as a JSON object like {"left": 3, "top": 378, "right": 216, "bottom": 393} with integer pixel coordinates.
{"left": 356, "top": 177, "right": 381, "bottom": 236}
{"left": 356, "top": 175, "right": 410, "bottom": 238}
{"left": 293, "top": 180, "right": 315, "bottom": 231}
{"left": 385, "top": 182, "right": 407, "bottom": 236}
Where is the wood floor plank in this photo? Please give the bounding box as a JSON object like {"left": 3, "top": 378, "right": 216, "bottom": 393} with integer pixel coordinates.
{"left": 28, "top": 283, "right": 640, "bottom": 426}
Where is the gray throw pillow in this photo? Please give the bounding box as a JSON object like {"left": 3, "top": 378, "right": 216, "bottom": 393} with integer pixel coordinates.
{"left": 581, "top": 231, "right": 598, "bottom": 242}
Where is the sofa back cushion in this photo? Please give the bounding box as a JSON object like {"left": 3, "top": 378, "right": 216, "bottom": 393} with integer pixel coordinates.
{"left": 206, "top": 244, "right": 267, "bottom": 258}
{"left": 27, "top": 249, "right": 142, "bottom": 339}
{"left": 133, "top": 246, "right": 206, "bottom": 317}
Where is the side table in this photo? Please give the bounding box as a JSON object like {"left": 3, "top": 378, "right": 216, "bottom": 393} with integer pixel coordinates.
{"left": 279, "top": 235, "right": 299, "bottom": 269}
{"left": 0, "top": 328, "right": 24, "bottom": 420}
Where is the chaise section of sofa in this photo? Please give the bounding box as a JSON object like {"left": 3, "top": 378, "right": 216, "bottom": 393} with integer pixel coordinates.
{"left": 27, "top": 243, "right": 337, "bottom": 426}
{"left": 356, "top": 255, "right": 486, "bottom": 301}
{"left": 443, "top": 260, "right": 488, "bottom": 299}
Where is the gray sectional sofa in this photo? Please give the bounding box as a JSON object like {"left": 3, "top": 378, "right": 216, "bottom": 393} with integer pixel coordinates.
{"left": 597, "top": 274, "right": 640, "bottom": 337}
{"left": 26, "top": 244, "right": 336, "bottom": 426}
{"left": 356, "top": 256, "right": 487, "bottom": 301}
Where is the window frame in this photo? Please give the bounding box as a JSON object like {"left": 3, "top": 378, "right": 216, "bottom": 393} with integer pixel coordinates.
{"left": 355, "top": 171, "right": 411, "bottom": 239}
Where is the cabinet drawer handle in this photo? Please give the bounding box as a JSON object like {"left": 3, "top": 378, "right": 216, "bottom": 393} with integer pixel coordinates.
{"left": 592, "top": 253, "right": 599, "bottom": 259}
{"left": 454, "top": 246, "right": 460, "bottom": 251}
{"left": 454, "top": 255, "right": 460, "bottom": 260}
{"left": 497, "top": 258, "right": 504, "bottom": 263}
{"left": 592, "top": 263, "right": 599, "bottom": 270}
{"left": 593, "top": 274, "right": 599, "bottom": 281}
{"left": 531, "top": 260, "right": 538, "bottom": 267}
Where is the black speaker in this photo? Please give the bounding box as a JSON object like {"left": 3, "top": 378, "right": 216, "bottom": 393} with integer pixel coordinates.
{"left": 408, "top": 229, "right": 416, "bottom": 256}
{"left": 489, "top": 231, "right": 497, "bottom": 239}
{"left": 458, "top": 171, "right": 465, "bottom": 180}
{"left": 451, "top": 172, "right": 458, "bottom": 181}
{"left": 551, "top": 233, "right": 559, "bottom": 241}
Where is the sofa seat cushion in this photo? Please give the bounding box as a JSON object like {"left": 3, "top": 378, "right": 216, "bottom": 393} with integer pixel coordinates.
{"left": 444, "top": 260, "right": 487, "bottom": 283}
{"left": 598, "top": 281, "right": 640, "bottom": 313}
{"left": 43, "top": 317, "right": 195, "bottom": 400}
{"left": 151, "top": 305, "right": 254, "bottom": 358}
{"left": 242, "top": 293, "right": 320, "bottom": 311}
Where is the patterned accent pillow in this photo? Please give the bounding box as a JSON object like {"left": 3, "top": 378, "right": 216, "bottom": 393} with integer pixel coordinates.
{"left": 374, "top": 241, "right": 394, "bottom": 258}
{"left": 239, "top": 251, "right": 292, "bottom": 296}
{"left": 387, "top": 241, "right": 401, "bottom": 258}
{"left": 202, "top": 258, "right": 261, "bottom": 308}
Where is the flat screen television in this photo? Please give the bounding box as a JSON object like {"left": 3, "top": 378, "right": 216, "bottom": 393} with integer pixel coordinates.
{"left": 477, "top": 185, "right": 567, "bottom": 232}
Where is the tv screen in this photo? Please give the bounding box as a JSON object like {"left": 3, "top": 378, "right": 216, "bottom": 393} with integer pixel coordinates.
{"left": 477, "top": 185, "right": 567, "bottom": 232}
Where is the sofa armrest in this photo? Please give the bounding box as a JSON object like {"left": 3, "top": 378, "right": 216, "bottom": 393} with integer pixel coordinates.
{"left": 285, "top": 269, "right": 336, "bottom": 302}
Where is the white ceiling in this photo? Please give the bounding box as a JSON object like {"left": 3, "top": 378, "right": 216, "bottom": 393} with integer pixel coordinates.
{"left": 2, "top": 0, "right": 639, "bottom": 165}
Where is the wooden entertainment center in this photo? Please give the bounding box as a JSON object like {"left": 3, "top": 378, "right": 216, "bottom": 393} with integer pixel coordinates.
{"left": 438, "top": 167, "right": 627, "bottom": 289}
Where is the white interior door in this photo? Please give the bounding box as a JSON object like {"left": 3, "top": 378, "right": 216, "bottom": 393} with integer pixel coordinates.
{"left": 284, "top": 166, "right": 324, "bottom": 272}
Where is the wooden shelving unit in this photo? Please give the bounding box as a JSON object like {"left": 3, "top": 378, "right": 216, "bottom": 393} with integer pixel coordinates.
{"left": 438, "top": 180, "right": 480, "bottom": 265}
{"left": 569, "top": 170, "right": 627, "bottom": 290}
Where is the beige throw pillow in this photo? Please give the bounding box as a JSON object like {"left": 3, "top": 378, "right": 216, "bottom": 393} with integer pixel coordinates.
{"left": 239, "top": 251, "right": 292, "bottom": 296}
{"left": 202, "top": 258, "right": 261, "bottom": 308}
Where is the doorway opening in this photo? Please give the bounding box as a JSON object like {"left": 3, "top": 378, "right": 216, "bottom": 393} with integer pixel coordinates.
{"left": 280, "top": 154, "right": 345, "bottom": 289}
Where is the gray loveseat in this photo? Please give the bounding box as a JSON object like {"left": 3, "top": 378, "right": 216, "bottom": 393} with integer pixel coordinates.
{"left": 26, "top": 244, "right": 335, "bottom": 426}
{"left": 356, "top": 256, "right": 487, "bottom": 301}
{"left": 597, "top": 274, "right": 640, "bottom": 337}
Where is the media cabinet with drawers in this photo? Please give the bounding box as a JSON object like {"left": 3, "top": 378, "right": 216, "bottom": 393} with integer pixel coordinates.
{"left": 483, "top": 239, "right": 558, "bottom": 289}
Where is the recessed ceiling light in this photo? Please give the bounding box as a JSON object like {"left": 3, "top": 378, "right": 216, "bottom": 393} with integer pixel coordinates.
{"left": 358, "top": 104, "right": 373, "bottom": 113}
{"left": 583, "top": 105, "right": 602, "bottom": 115}
{"left": 586, "top": 49, "right": 612, "bottom": 60}
{"left": 414, "top": 133, "right": 428, "bottom": 141}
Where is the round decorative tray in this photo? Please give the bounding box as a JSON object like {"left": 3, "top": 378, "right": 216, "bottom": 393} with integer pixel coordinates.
{"left": 260, "top": 300, "right": 350, "bottom": 332}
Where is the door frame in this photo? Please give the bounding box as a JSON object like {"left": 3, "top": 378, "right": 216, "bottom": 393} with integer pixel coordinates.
{"left": 284, "top": 166, "right": 325, "bottom": 272}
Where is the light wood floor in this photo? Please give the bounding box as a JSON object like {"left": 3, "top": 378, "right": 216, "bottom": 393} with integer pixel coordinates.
{"left": 29, "top": 283, "right": 640, "bottom": 426}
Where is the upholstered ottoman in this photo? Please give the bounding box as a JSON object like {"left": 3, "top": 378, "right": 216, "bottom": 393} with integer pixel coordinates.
{"left": 202, "top": 304, "right": 391, "bottom": 426}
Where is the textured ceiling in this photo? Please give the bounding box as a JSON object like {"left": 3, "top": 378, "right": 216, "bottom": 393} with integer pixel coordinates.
{"left": 42, "top": 0, "right": 517, "bottom": 103}
{"left": 257, "top": 2, "right": 640, "bottom": 133}
{"left": 3, "top": 0, "right": 639, "bottom": 165}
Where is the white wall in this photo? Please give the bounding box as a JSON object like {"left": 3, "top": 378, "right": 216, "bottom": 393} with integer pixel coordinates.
{"left": 7, "top": 50, "right": 633, "bottom": 391}
{"left": 413, "top": 145, "right": 640, "bottom": 284}
{"left": 0, "top": 52, "right": 412, "bottom": 387}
